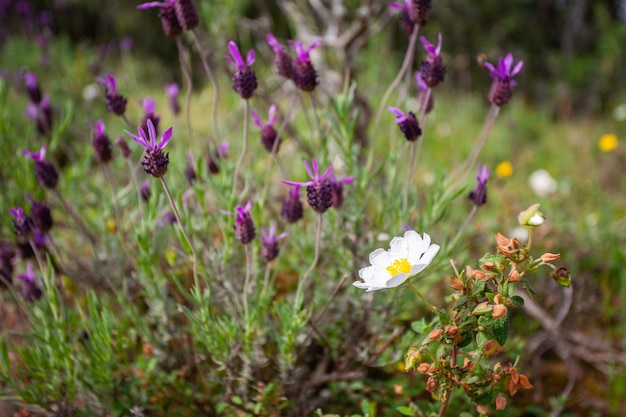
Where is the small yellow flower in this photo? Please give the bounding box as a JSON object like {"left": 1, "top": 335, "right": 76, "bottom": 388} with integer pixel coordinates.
{"left": 496, "top": 161, "right": 513, "bottom": 178}
{"left": 598, "top": 133, "right": 618, "bottom": 152}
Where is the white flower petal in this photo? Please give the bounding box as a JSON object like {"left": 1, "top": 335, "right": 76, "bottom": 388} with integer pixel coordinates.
{"left": 370, "top": 248, "right": 391, "bottom": 267}
{"left": 386, "top": 272, "right": 409, "bottom": 288}
{"left": 417, "top": 243, "right": 440, "bottom": 266}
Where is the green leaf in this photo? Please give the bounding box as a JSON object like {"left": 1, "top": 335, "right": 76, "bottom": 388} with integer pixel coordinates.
{"left": 510, "top": 295, "right": 525, "bottom": 306}
{"left": 396, "top": 406, "right": 415, "bottom": 416}
{"left": 454, "top": 295, "right": 470, "bottom": 310}
{"left": 473, "top": 390, "right": 494, "bottom": 405}
{"left": 457, "top": 331, "right": 473, "bottom": 348}
{"left": 493, "top": 314, "right": 509, "bottom": 346}
{"left": 411, "top": 319, "right": 430, "bottom": 334}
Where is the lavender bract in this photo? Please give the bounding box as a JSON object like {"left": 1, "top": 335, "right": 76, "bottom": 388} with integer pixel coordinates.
{"left": 23, "top": 145, "right": 59, "bottom": 189}
{"left": 267, "top": 34, "right": 294, "bottom": 79}
{"left": 224, "top": 202, "right": 256, "bottom": 244}
{"left": 259, "top": 223, "right": 287, "bottom": 262}
{"left": 91, "top": 120, "right": 113, "bottom": 164}
{"left": 98, "top": 74, "right": 127, "bottom": 116}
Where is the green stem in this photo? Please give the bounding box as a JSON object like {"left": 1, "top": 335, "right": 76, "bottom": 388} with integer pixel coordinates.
{"left": 192, "top": 29, "right": 221, "bottom": 145}
{"left": 176, "top": 37, "right": 195, "bottom": 151}
{"left": 373, "top": 24, "right": 420, "bottom": 135}
{"left": 159, "top": 177, "right": 198, "bottom": 289}
{"left": 448, "top": 205, "right": 478, "bottom": 251}
{"left": 242, "top": 243, "right": 252, "bottom": 322}
{"left": 294, "top": 212, "right": 323, "bottom": 310}
{"left": 407, "top": 280, "right": 436, "bottom": 312}
{"left": 232, "top": 99, "right": 250, "bottom": 196}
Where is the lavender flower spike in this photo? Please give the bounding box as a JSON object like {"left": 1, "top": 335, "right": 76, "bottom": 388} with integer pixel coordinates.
{"left": 468, "top": 163, "right": 490, "bottom": 206}
{"left": 98, "top": 74, "right": 127, "bottom": 115}
{"left": 252, "top": 105, "right": 279, "bottom": 152}
{"left": 484, "top": 53, "right": 524, "bottom": 106}
{"left": 223, "top": 202, "right": 256, "bottom": 244}
{"left": 420, "top": 33, "right": 445, "bottom": 87}
{"left": 126, "top": 119, "right": 172, "bottom": 178}
{"left": 283, "top": 158, "right": 334, "bottom": 214}
{"left": 23, "top": 145, "right": 59, "bottom": 189}
{"left": 225, "top": 41, "right": 257, "bottom": 99}
{"left": 289, "top": 40, "right": 322, "bottom": 92}
{"left": 19, "top": 263, "right": 42, "bottom": 302}
{"left": 259, "top": 223, "right": 287, "bottom": 262}
{"left": 267, "top": 33, "right": 293, "bottom": 79}
{"left": 388, "top": 107, "right": 421, "bottom": 141}
{"left": 389, "top": 0, "right": 415, "bottom": 34}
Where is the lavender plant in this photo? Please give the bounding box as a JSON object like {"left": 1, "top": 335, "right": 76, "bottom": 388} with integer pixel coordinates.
{"left": 0, "top": 2, "right": 585, "bottom": 417}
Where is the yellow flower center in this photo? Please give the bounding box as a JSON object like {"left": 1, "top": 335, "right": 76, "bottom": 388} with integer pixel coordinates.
{"left": 496, "top": 161, "right": 513, "bottom": 178}
{"left": 386, "top": 258, "right": 412, "bottom": 276}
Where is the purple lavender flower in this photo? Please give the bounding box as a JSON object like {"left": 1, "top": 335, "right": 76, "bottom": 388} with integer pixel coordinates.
{"left": 91, "top": 120, "right": 113, "bottom": 164}
{"left": 468, "top": 163, "right": 490, "bottom": 207}
{"left": 267, "top": 33, "right": 294, "bottom": 79}
{"left": 23, "top": 145, "right": 59, "bottom": 189}
{"left": 281, "top": 185, "right": 304, "bottom": 223}
{"left": 98, "top": 74, "right": 127, "bottom": 116}
{"left": 0, "top": 243, "right": 16, "bottom": 286}
{"left": 139, "top": 98, "right": 160, "bottom": 136}
{"left": 408, "top": 0, "right": 431, "bottom": 25}
{"left": 484, "top": 53, "right": 523, "bottom": 106}
{"left": 137, "top": 0, "right": 183, "bottom": 37}
{"left": 173, "top": 0, "right": 199, "bottom": 30}
{"left": 283, "top": 159, "right": 334, "bottom": 214}
{"left": 252, "top": 105, "right": 280, "bottom": 153}
{"left": 27, "top": 194, "right": 53, "bottom": 233}
{"left": 10, "top": 207, "right": 34, "bottom": 238}
{"left": 420, "top": 33, "right": 445, "bottom": 87}
{"left": 207, "top": 141, "right": 229, "bottom": 174}
{"left": 165, "top": 83, "right": 180, "bottom": 115}
{"left": 185, "top": 150, "right": 196, "bottom": 184}
{"left": 290, "top": 40, "right": 322, "bottom": 92}
{"left": 126, "top": 119, "right": 173, "bottom": 178}
{"left": 388, "top": 107, "right": 421, "bottom": 141}
{"left": 19, "top": 263, "right": 42, "bottom": 302}
{"left": 389, "top": 1, "right": 415, "bottom": 34}
{"left": 225, "top": 41, "right": 257, "bottom": 99}
{"left": 223, "top": 202, "right": 256, "bottom": 244}
{"left": 115, "top": 135, "right": 132, "bottom": 159}
{"left": 329, "top": 173, "right": 355, "bottom": 209}
{"left": 416, "top": 71, "right": 434, "bottom": 114}
{"left": 259, "top": 223, "right": 287, "bottom": 262}
{"left": 24, "top": 71, "right": 41, "bottom": 103}
{"left": 140, "top": 181, "right": 152, "bottom": 202}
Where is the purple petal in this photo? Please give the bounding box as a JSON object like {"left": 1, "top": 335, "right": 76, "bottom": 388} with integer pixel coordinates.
{"left": 142, "top": 98, "right": 155, "bottom": 114}
{"left": 268, "top": 105, "right": 277, "bottom": 126}
{"left": 227, "top": 41, "right": 244, "bottom": 67}
{"left": 158, "top": 126, "right": 173, "bottom": 150}
{"left": 251, "top": 110, "right": 263, "bottom": 128}
{"left": 126, "top": 129, "right": 148, "bottom": 148}
{"left": 304, "top": 159, "right": 315, "bottom": 179}
{"left": 436, "top": 33, "right": 443, "bottom": 55}
{"left": 266, "top": 33, "right": 283, "bottom": 53}
{"left": 387, "top": 106, "right": 406, "bottom": 121}
{"left": 511, "top": 60, "right": 523, "bottom": 77}
{"left": 246, "top": 49, "right": 255, "bottom": 66}
{"left": 146, "top": 119, "right": 157, "bottom": 149}
{"left": 94, "top": 120, "right": 106, "bottom": 136}
{"left": 389, "top": 2, "right": 406, "bottom": 10}
{"left": 420, "top": 36, "right": 435, "bottom": 55}
{"left": 282, "top": 179, "right": 314, "bottom": 187}
{"left": 137, "top": 1, "right": 168, "bottom": 9}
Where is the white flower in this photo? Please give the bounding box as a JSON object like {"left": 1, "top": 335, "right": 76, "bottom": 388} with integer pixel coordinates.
{"left": 354, "top": 230, "right": 440, "bottom": 292}
{"left": 528, "top": 169, "right": 557, "bottom": 197}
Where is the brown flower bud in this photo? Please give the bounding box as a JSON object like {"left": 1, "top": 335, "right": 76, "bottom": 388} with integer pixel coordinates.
{"left": 495, "top": 232, "right": 510, "bottom": 247}
{"left": 496, "top": 395, "right": 507, "bottom": 410}
{"left": 476, "top": 405, "right": 488, "bottom": 415}
{"left": 428, "top": 328, "right": 443, "bottom": 340}
{"left": 508, "top": 269, "right": 521, "bottom": 282}
{"left": 540, "top": 252, "right": 560, "bottom": 263}
{"left": 426, "top": 377, "right": 438, "bottom": 393}
{"left": 497, "top": 245, "right": 513, "bottom": 256}
{"left": 492, "top": 304, "right": 507, "bottom": 319}
{"left": 417, "top": 362, "right": 430, "bottom": 374}
{"left": 494, "top": 294, "right": 503, "bottom": 304}
{"left": 450, "top": 277, "right": 464, "bottom": 291}
{"left": 481, "top": 261, "right": 495, "bottom": 271}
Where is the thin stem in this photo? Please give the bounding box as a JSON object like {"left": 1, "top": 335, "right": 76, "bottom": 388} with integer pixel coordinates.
{"left": 373, "top": 25, "right": 420, "bottom": 133}
{"left": 447, "top": 103, "right": 500, "bottom": 188}
{"left": 52, "top": 189, "right": 97, "bottom": 245}
{"left": 526, "top": 227, "right": 533, "bottom": 251}
{"left": 28, "top": 239, "right": 46, "bottom": 276}
{"left": 232, "top": 99, "right": 250, "bottom": 196}
{"left": 192, "top": 29, "right": 220, "bottom": 143}
{"left": 403, "top": 140, "right": 417, "bottom": 212}
{"left": 102, "top": 164, "right": 120, "bottom": 229}
{"left": 294, "top": 212, "right": 323, "bottom": 310}
{"left": 176, "top": 37, "right": 195, "bottom": 151}
{"left": 418, "top": 88, "right": 432, "bottom": 124}
{"left": 159, "top": 177, "right": 198, "bottom": 289}
{"left": 407, "top": 280, "right": 436, "bottom": 312}
{"left": 262, "top": 261, "right": 272, "bottom": 290}
{"left": 242, "top": 243, "right": 252, "bottom": 321}
{"left": 448, "top": 205, "right": 478, "bottom": 251}
{"left": 438, "top": 389, "right": 453, "bottom": 417}
{"left": 121, "top": 114, "right": 134, "bottom": 130}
